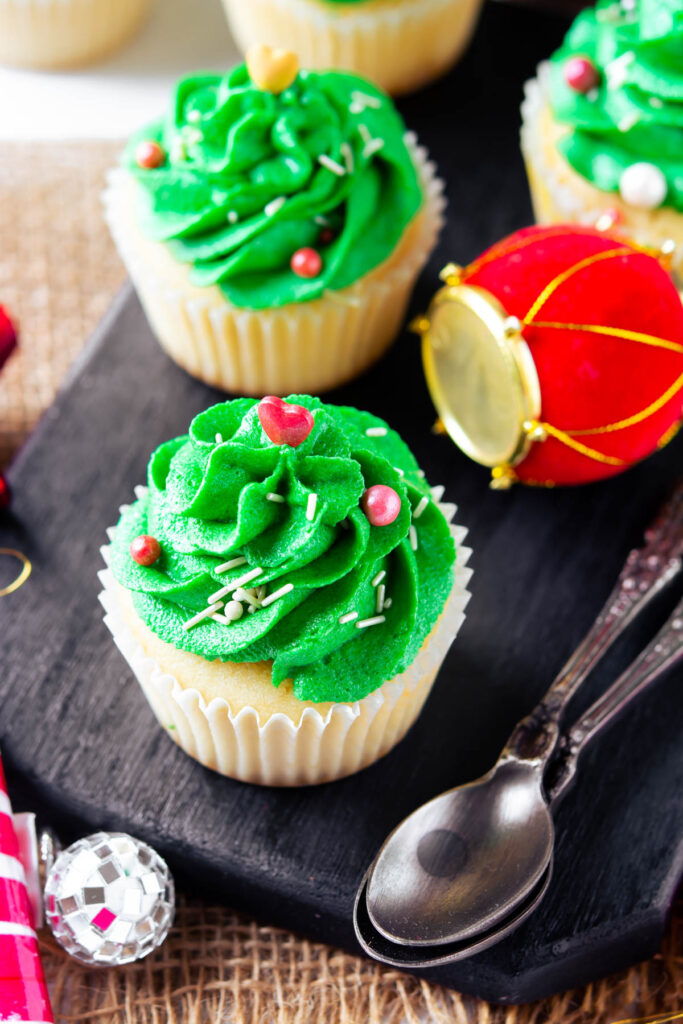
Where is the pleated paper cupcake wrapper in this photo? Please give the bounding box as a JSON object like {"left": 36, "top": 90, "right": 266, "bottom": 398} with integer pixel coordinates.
{"left": 221, "top": 0, "right": 483, "bottom": 96}
{"left": 103, "top": 136, "right": 445, "bottom": 396}
{"left": 99, "top": 486, "right": 472, "bottom": 786}
{"left": 0, "top": 0, "right": 153, "bottom": 69}
{"left": 521, "top": 64, "right": 683, "bottom": 280}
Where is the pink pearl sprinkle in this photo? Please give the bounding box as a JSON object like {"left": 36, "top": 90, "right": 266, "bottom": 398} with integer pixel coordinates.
{"left": 362, "top": 485, "right": 401, "bottom": 527}
{"left": 564, "top": 56, "right": 600, "bottom": 94}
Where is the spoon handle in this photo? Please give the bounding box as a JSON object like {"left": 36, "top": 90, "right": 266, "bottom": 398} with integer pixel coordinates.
{"left": 505, "top": 480, "right": 683, "bottom": 763}
{"left": 547, "top": 595, "right": 683, "bottom": 807}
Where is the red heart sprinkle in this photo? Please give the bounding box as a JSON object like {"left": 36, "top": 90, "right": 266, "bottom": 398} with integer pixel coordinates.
{"left": 258, "top": 396, "right": 314, "bottom": 448}
{"left": 362, "top": 485, "right": 401, "bottom": 527}
{"left": 130, "top": 535, "right": 162, "bottom": 566}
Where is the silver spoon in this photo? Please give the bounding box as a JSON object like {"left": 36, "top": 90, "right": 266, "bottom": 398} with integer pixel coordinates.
{"left": 354, "top": 482, "right": 683, "bottom": 959}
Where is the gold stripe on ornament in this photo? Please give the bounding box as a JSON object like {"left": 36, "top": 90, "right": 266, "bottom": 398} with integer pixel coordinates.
{"left": 567, "top": 371, "right": 683, "bottom": 436}
{"left": 0, "top": 548, "right": 32, "bottom": 597}
{"left": 522, "top": 247, "right": 634, "bottom": 325}
{"left": 540, "top": 424, "right": 626, "bottom": 466}
{"left": 463, "top": 224, "right": 606, "bottom": 278}
{"left": 529, "top": 321, "right": 683, "bottom": 356}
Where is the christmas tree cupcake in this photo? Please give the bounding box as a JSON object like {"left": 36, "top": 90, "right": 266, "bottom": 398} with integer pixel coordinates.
{"left": 220, "top": 0, "right": 483, "bottom": 96}
{"left": 104, "top": 48, "right": 444, "bottom": 395}
{"left": 99, "top": 395, "right": 471, "bottom": 786}
{"left": 520, "top": 0, "right": 683, "bottom": 278}
{"left": 0, "top": 0, "right": 153, "bottom": 69}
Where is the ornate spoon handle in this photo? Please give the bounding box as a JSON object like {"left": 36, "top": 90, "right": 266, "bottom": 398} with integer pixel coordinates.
{"left": 505, "top": 480, "right": 683, "bottom": 763}
{"left": 547, "top": 595, "right": 683, "bottom": 806}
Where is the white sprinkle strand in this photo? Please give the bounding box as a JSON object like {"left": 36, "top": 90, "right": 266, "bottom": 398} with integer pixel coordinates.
{"left": 363, "top": 138, "right": 384, "bottom": 159}
{"left": 265, "top": 197, "right": 286, "bottom": 217}
{"left": 376, "top": 584, "right": 385, "bottom": 615}
{"left": 318, "top": 154, "right": 347, "bottom": 177}
{"left": 394, "top": 466, "right": 405, "bottom": 476}
{"left": 227, "top": 210, "right": 239, "bottom": 224}
{"left": 384, "top": 598, "right": 392, "bottom": 609}
{"left": 339, "top": 611, "right": 359, "bottom": 624}
{"left": 357, "top": 123, "right": 372, "bottom": 145}
{"left": 352, "top": 90, "right": 381, "bottom": 109}
{"left": 365, "top": 427, "right": 387, "bottom": 437}
{"left": 618, "top": 112, "right": 639, "bottom": 132}
{"left": 372, "top": 570, "right": 386, "bottom": 587}
{"left": 409, "top": 525, "right": 418, "bottom": 551}
{"left": 215, "top": 556, "right": 247, "bottom": 574}
{"left": 266, "top": 492, "right": 285, "bottom": 503}
{"left": 315, "top": 215, "right": 331, "bottom": 227}
{"left": 187, "top": 109, "right": 201, "bottom": 123}
{"left": 341, "top": 142, "right": 354, "bottom": 174}
{"left": 209, "top": 567, "right": 263, "bottom": 602}
{"left": 184, "top": 602, "right": 223, "bottom": 631}
{"left": 306, "top": 493, "right": 318, "bottom": 521}
{"left": 212, "top": 613, "right": 231, "bottom": 624}
{"left": 233, "top": 587, "right": 260, "bottom": 608}
{"left": 649, "top": 97, "right": 663, "bottom": 109}
{"left": 215, "top": 432, "right": 223, "bottom": 444}
{"left": 413, "top": 496, "right": 429, "bottom": 520}
{"left": 261, "top": 583, "right": 294, "bottom": 607}
{"left": 356, "top": 616, "right": 386, "bottom": 629}
{"left": 417, "top": 469, "right": 425, "bottom": 479}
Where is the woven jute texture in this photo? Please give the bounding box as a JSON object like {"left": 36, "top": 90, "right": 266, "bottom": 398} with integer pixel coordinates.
{"left": 1, "top": 141, "right": 681, "bottom": 1023}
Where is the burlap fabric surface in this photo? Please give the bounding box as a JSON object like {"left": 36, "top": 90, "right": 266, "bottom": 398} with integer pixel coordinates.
{"left": 1, "top": 142, "right": 681, "bottom": 1024}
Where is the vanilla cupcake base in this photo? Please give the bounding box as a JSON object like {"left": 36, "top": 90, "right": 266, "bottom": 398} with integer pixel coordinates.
{"left": 521, "top": 64, "right": 683, "bottom": 280}
{"left": 103, "top": 136, "right": 444, "bottom": 396}
{"left": 221, "top": 0, "right": 482, "bottom": 96}
{"left": 0, "top": 0, "right": 153, "bottom": 69}
{"left": 99, "top": 486, "right": 472, "bottom": 786}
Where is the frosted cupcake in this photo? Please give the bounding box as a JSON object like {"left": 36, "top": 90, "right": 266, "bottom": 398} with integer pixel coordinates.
{"left": 0, "top": 0, "right": 153, "bottom": 69}
{"left": 104, "top": 49, "right": 443, "bottom": 395}
{"left": 220, "top": 0, "right": 483, "bottom": 96}
{"left": 99, "top": 395, "right": 471, "bottom": 786}
{"left": 521, "top": 0, "right": 683, "bottom": 279}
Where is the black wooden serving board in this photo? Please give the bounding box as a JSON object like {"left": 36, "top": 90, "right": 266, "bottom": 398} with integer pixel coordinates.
{"left": 2, "top": 2, "right": 683, "bottom": 1004}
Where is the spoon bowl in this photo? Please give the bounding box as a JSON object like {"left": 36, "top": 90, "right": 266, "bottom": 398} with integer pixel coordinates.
{"left": 365, "top": 759, "right": 553, "bottom": 946}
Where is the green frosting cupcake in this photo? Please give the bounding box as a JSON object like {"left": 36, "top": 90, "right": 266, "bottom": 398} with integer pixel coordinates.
{"left": 110, "top": 397, "right": 455, "bottom": 704}
{"left": 124, "top": 64, "right": 424, "bottom": 310}
{"left": 548, "top": 0, "right": 683, "bottom": 211}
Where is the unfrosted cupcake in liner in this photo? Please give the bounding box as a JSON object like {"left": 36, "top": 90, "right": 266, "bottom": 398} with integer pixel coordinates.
{"left": 220, "top": 0, "right": 483, "bottom": 96}
{"left": 99, "top": 395, "right": 471, "bottom": 786}
{"left": 103, "top": 51, "right": 444, "bottom": 396}
{"left": 0, "top": 0, "right": 153, "bottom": 69}
{"left": 520, "top": 0, "right": 683, "bottom": 279}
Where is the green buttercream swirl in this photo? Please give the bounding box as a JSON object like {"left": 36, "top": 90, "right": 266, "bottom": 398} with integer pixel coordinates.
{"left": 548, "top": 0, "right": 683, "bottom": 211}
{"left": 110, "top": 397, "right": 455, "bottom": 704}
{"left": 124, "top": 65, "right": 423, "bottom": 309}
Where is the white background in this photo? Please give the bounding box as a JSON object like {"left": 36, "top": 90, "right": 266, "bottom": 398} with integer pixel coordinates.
{"left": 0, "top": 0, "right": 241, "bottom": 140}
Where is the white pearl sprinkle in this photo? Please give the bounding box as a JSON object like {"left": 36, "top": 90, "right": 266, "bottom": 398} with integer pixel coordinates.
{"left": 225, "top": 600, "right": 244, "bottom": 621}
{"left": 619, "top": 162, "right": 667, "bottom": 210}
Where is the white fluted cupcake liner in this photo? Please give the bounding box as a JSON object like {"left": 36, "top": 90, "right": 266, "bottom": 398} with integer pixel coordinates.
{"left": 103, "top": 135, "right": 445, "bottom": 396}
{"left": 521, "top": 64, "right": 683, "bottom": 280}
{"left": 221, "top": 0, "right": 483, "bottom": 95}
{"left": 0, "top": 0, "right": 153, "bottom": 69}
{"left": 99, "top": 486, "right": 472, "bottom": 786}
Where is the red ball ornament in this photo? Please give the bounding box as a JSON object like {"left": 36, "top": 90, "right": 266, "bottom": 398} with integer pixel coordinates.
{"left": 0, "top": 305, "right": 18, "bottom": 372}
{"left": 258, "top": 395, "right": 314, "bottom": 447}
{"left": 564, "top": 56, "right": 600, "bottom": 94}
{"left": 135, "top": 140, "right": 165, "bottom": 169}
{"left": 291, "top": 248, "right": 322, "bottom": 278}
{"left": 0, "top": 473, "right": 11, "bottom": 511}
{"left": 362, "top": 485, "right": 401, "bottom": 526}
{"left": 419, "top": 225, "right": 683, "bottom": 487}
{"left": 130, "top": 535, "right": 162, "bottom": 566}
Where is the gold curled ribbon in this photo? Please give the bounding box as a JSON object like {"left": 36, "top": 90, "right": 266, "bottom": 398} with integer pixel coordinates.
{"left": 0, "top": 548, "right": 32, "bottom": 597}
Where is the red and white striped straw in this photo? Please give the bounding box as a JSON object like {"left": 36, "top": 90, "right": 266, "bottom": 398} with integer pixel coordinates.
{"left": 0, "top": 754, "right": 53, "bottom": 1024}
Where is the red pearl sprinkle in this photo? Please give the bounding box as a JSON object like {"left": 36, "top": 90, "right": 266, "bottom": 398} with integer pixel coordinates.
{"left": 319, "top": 228, "right": 335, "bottom": 246}
{"left": 564, "top": 56, "right": 600, "bottom": 94}
{"left": 130, "top": 535, "right": 162, "bottom": 566}
{"left": 0, "top": 473, "right": 11, "bottom": 511}
{"left": 362, "top": 485, "right": 401, "bottom": 527}
{"left": 0, "top": 305, "right": 17, "bottom": 372}
{"left": 258, "top": 395, "right": 315, "bottom": 447}
{"left": 291, "top": 248, "right": 323, "bottom": 278}
{"left": 135, "top": 140, "right": 165, "bottom": 169}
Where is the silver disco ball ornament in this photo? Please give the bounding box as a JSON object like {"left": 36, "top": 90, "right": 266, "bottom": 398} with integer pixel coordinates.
{"left": 44, "top": 831, "right": 174, "bottom": 966}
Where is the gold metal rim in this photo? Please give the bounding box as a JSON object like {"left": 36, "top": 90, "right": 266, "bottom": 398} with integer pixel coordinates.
{"left": 0, "top": 548, "right": 32, "bottom": 597}
{"left": 420, "top": 283, "right": 542, "bottom": 469}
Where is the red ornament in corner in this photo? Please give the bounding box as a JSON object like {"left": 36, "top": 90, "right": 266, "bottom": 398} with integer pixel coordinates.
{"left": 419, "top": 226, "right": 683, "bottom": 487}
{"left": 0, "top": 305, "right": 17, "bottom": 371}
